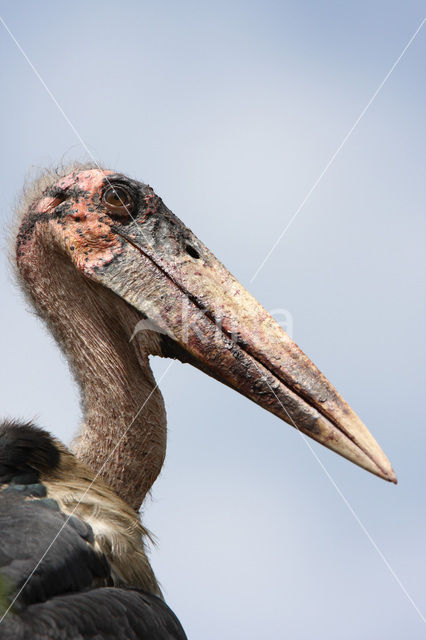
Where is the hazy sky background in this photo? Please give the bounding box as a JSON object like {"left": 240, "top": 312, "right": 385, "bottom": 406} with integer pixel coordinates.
{"left": 0, "top": 2, "right": 425, "bottom": 638}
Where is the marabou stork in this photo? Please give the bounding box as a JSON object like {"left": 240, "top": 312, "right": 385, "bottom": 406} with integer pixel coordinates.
{"left": 0, "top": 164, "right": 396, "bottom": 639}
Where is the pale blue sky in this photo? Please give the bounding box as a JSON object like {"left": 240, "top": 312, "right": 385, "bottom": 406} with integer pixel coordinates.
{"left": 0, "top": 2, "right": 425, "bottom": 638}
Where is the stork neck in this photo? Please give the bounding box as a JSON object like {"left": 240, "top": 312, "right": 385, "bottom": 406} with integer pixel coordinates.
{"left": 17, "top": 235, "right": 167, "bottom": 511}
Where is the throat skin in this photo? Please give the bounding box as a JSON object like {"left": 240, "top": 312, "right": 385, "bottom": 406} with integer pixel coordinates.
{"left": 17, "top": 227, "right": 167, "bottom": 511}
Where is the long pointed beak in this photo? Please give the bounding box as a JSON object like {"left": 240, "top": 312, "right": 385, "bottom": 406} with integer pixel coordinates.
{"left": 87, "top": 195, "right": 396, "bottom": 484}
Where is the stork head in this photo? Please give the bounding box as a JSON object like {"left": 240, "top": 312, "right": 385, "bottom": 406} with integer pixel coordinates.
{"left": 15, "top": 165, "right": 396, "bottom": 484}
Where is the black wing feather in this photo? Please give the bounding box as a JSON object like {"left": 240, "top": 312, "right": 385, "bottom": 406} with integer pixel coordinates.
{"left": 0, "top": 492, "right": 109, "bottom": 607}
{"left": 3, "top": 589, "right": 186, "bottom": 640}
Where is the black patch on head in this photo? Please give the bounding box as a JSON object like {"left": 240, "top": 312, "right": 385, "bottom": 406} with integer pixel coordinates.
{"left": 16, "top": 205, "right": 66, "bottom": 258}
{"left": 0, "top": 420, "right": 60, "bottom": 485}
{"left": 16, "top": 181, "right": 91, "bottom": 258}
{"left": 46, "top": 185, "right": 87, "bottom": 203}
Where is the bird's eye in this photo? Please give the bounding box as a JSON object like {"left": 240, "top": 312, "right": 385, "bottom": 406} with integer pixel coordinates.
{"left": 102, "top": 185, "right": 134, "bottom": 217}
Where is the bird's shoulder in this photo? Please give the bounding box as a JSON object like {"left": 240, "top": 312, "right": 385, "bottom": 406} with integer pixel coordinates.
{"left": 0, "top": 420, "right": 187, "bottom": 640}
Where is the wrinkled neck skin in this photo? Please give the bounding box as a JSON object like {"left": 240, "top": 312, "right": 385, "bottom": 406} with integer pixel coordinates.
{"left": 17, "top": 227, "right": 167, "bottom": 511}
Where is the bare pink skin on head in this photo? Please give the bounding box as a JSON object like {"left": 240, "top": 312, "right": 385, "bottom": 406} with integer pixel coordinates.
{"left": 17, "top": 169, "right": 128, "bottom": 276}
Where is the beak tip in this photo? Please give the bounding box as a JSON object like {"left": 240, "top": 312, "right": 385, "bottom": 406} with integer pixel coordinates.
{"left": 389, "top": 470, "right": 398, "bottom": 485}
{"left": 379, "top": 461, "right": 397, "bottom": 484}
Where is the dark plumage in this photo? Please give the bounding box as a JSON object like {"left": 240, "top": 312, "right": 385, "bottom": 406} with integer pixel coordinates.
{"left": 4, "top": 589, "right": 186, "bottom": 640}
{"left": 0, "top": 420, "right": 59, "bottom": 485}
{"left": 0, "top": 421, "right": 186, "bottom": 640}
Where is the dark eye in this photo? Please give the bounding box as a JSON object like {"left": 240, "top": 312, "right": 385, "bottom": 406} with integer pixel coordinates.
{"left": 102, "top": 185, "right": 134, "bottom": 217}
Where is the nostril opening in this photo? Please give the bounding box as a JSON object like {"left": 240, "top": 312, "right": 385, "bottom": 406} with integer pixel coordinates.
{"left": 185, "top": 245, "right": 200, "bottom": 260}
